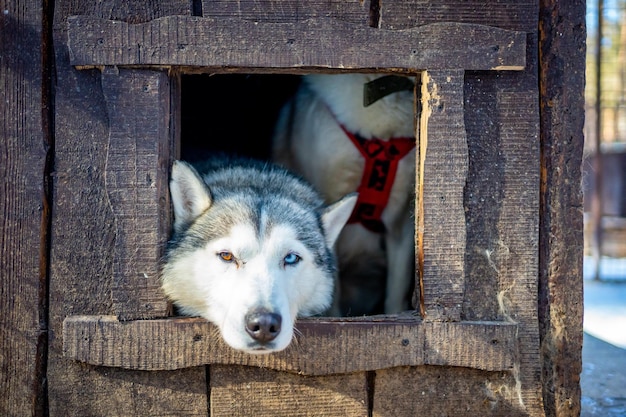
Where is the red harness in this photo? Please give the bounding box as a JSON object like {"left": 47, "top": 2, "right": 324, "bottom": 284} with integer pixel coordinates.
{"left": 339, "top": 125, "right": 415, "bottom": 233}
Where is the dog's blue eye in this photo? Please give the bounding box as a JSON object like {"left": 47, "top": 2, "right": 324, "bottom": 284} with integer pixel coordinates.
{"left": 283, "top": 253, "right": 301, "bottom": 266}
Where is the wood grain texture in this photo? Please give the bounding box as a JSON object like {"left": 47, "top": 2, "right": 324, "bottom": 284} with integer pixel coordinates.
{"left": 538, "top": 0, "right": 586, "bottom": 416}
{"left": 61, "top": 0, "right": 191, "bottom": 23}
{"left": 0, "top": 1, "right": 48, "bottom": 415}
{"left": 210, "top": 365, "right": 368, "bottom": 417}
{"left": 377, "top": 0, "right": 538, "bottom": 32}
{"left": 51, "top": 366, "right": 208, "bottom": 416}
{"left": 63, "top": 315, "right": 519, "bottom": 374}
{"left": 417, "top": 70, "right": 468, "bottom": 321}
{"left": 463, "top": 38, "right": 544, "bottom": 415}
{"left": 382, "top": 32, "right": 545, "bottom": 417}
{"left": 374, "top": 366, "right": 528, "bottom": 416}
{"left": 47, "top": 2, "right": 206, "bottom": 416}
{"left": 101, "top": 68, "right": 173, "bottom": 320}
{"left": 199, "top": 0, "right": 537, "bottom": 33}
{"left": 201, "top": 0, "right": 370, "bottom": 25}
{"left": 66, "top": 15, "right": 526, "bottom": 72}
{"left": 489, "top": 51, "right": 544, "bottom": 415}
{"left": 462, "top": 72, "right": 507, "bottom": 321}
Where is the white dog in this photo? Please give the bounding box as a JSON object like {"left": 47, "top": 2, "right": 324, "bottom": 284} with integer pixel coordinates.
{"left": 161, "top": 159, "right": 356, "bottom": 353}
{"left": 273, "top": 74, "right": 416, "bottom": 315}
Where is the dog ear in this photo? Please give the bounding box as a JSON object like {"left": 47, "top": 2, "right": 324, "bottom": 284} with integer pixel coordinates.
{"left": 170, "top": 160, "right": 212, "bottom": 231}
{"left": 321, "top": 193, "right": 358, "bottom": 247}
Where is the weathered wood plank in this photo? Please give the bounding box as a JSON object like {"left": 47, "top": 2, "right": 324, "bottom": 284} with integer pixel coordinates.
{"left": 538, "top": 1, "right": 586, "bottom": 416}
{"left": 50, "top": 366, "right": 208, "bottom": 416}
{"left": 0, "top": 1, "right": 49, "bottom": 415}
{"left": 101, "top": 67, "right": 173, "bottom": 320}
{"left": 63, "top": 315, "right": 518, "bottom": 374}
{"left": 374, "top": 366, "right": 528, "bottom": 416}
{"left": 462, "top": 39, "right": 544, "bottom": 415}
{"left": 199, "top": 0, "right": 537, "bottom": 33}
{"left": 382, "top": 31, "right": 544, "bottom": 417}
{"left": 201, "top": 0, "right": 370, "bottom": 25}
{"left": 377, "top": 0, "right": 538, "bottom": 32}
{"left": 67, "top": 16, "right": 526, "bottom": 71}
{"left": 490, "top": 61, "right": 544, "bottom": 415}
{"left": 48, "top": 2, "right": 207, "bottom": 416}
{"left": 210, "top": 366, "right": 368, "bottom": 417}
{"left": 462, "top": 72, "right": 507, "bottom": 321}
{"left": 62, "top": 0, "right": 192, "bottom": 23}
{"left": 417, "top": 70, "right": 467, "bottom": 321}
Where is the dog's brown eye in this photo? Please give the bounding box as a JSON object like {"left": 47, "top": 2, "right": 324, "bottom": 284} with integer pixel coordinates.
{"left": 218, "top": 251, "right": 235, "bottom": 263}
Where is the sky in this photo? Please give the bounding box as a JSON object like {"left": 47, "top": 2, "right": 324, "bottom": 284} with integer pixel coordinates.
{"left": 587, "top": 0, "right": 623, "bottom": 31}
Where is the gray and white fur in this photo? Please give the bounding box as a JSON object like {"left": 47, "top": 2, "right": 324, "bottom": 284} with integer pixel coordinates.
{"left": 161, "top": 158, "right": 356, "bottom": 353}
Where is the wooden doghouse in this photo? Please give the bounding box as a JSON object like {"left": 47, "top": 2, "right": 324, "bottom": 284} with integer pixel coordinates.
{"left": 0, "top": 1, "right": 585, "bottom": 416}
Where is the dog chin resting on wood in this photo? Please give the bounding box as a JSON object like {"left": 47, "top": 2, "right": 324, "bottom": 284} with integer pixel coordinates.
{"left": 273, "top": 73, "right": 417, "bottom": 316}
{"left": 162, "top": 158, "right": 357, "bottom": 353}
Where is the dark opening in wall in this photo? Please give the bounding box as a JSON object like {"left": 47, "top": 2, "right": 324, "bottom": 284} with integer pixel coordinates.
{"left": 179, "top": 72, "right": 418, "bottom": 317}
{"left": 181, "top": 74, "right": 302, "bottom": 162}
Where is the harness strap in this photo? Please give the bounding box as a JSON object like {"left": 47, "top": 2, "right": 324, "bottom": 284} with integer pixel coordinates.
{"left": 339, "top": 125, "right": 415, "bottom": 233}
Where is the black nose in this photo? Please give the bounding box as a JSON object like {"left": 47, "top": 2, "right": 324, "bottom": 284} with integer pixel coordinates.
{"left": 245, "top": 309, "right": 282, "bottom": 343}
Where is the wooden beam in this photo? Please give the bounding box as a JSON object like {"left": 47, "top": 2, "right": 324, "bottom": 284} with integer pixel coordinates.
{"left": 417, "top": 70, "right": 468, "bottom": 321}
{"left": 210, "top": 366, "right": 369, "bottom": 417}
{"left": 101, "top": 68, "right": 174, "bottom": 320}
{"left": 464, "top": 48, "right": 544, "bottom": 413}
{"left": 374, "top": 366, "right": 528, "bottom": 416}
{"left": 63, "top": 315, "right": 518, "bottom": 374}
{"left": 201, "top": 0, "right": 370, "bottom": 26}
{"left": 538, "top": 0, "right": 586, "bottom": 415}
{"left": 66, "top": 16, "right": 526, "bottom": 71}
{"left": 199, "top": 0, "right": 537, "bottom": 33}
{"left": 0, "top": 1, "right": 49, "bottom": 414}
{"left": 378, "top": 0, "right": 537, "bottom": 32}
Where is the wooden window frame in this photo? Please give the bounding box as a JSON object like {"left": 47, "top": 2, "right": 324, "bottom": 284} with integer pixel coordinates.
{"left": 62, "top": 14, "right": 528, "bottom": 376}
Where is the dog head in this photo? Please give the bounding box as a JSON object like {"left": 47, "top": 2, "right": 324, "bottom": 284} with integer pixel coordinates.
{"left": 161, "top": 160, "right": 356, "bottom": 354}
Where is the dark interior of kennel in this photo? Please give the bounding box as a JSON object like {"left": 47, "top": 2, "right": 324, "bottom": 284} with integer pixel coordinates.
{"left": 180, "top": 74, "right": 302, "bottom": 162}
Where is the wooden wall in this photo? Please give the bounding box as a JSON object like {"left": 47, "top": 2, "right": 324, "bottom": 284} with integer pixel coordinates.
{"left": 538, "top": 1, "right": 586, "bottom": 415}
{"left": 47, "top": 0, "right": 208, "bottom": 414}
{"left": 0, "top": 1, "right": 50, "bottom": 415}
{"left": 0, "top": 1, "right": 586, "bottom": 416}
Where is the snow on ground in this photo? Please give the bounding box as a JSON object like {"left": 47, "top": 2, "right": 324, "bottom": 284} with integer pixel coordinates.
{"left": 581, "top": 257, "right": 626, "bottom": 417}
{"left": 583, "top": 257, "right": 626, "bottom": 349}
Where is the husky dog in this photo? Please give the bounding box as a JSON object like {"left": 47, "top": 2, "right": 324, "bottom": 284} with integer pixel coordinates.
{"left": 161, "top": 158, "right": 356, "bottom": 354}
{"left": 273, "top": 74, "right": 416, "bottom": 315}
